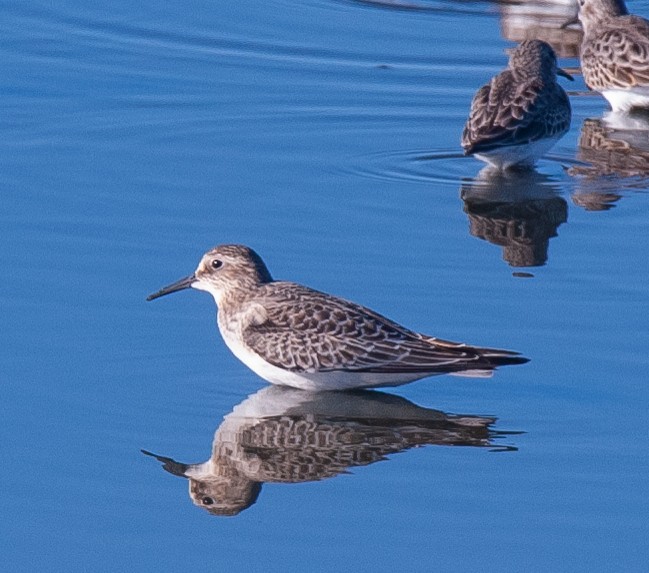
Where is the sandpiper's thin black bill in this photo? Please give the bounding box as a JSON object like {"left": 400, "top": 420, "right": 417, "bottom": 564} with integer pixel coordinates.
{"left": 558, "top": 67, "right": 574, "bottom": 81}
{"left": 146, "top": 274, "right": 196, "bottom": 301}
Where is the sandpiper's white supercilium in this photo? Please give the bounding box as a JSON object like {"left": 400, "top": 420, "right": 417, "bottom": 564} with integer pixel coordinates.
{"left": 462, "top": 40, "right": 573, "bottom": 170}
{"left": 147, "top": 244, "right": 527, "bottom": 391}
{"left": 570, "top": 0, "right": 649, "bottom": 112}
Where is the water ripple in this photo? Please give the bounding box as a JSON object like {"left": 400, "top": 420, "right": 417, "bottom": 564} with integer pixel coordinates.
{"left": 343, "top": 147, "right": 583, "bottom": 187}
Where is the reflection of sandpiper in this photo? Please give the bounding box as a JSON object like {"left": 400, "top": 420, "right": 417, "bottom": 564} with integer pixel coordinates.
{"left": 498, "top": 0, "right": 581, "bottom": 59}
{"left": 462, "top": 40, "right": 572, "bottom": 170}
{"left": 142, "top": 386, "right": 515, "bottom": 516}
{"left": 568, "top": 114, "right": 649, "bottom": 209}
{"left": 460, "top": 168, "right": 568, "bottom": 267}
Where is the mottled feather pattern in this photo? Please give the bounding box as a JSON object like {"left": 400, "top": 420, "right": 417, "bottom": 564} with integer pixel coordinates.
{"left": 462, "top": 41, "right": 571, "bottom": 157}
{"left": 231, "top": 282, "right": 520, "bottom": 374}
{"left": 581, "top": 18, "right": 649, "bottom": 90}
{"left": 235, "top": 414, "right": 494, "bottom": 482}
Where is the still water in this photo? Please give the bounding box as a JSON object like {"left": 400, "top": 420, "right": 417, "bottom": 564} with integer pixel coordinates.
{"left": 2, "top": 0, "right": 648, "bottom": 571}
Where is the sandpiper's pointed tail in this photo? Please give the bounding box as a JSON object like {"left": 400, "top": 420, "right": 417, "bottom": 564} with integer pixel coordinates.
{"left": 448, "top": 348, "right": 529, "bottom": 378}
{"left": 425, "top": 336, "right": 529, "bottom": 375}
{"left": 478, "top": 349, "right": 529, "bottom": 367}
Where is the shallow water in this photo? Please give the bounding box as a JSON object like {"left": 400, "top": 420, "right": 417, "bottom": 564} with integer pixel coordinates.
{"left": 2, "top": 1, "right": 648, "bottom": 571}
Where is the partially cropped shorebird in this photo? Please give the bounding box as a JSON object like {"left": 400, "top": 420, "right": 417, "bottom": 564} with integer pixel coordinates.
{"left": 147, "top": 244, "right": 527, "bottom": 391}
{"left": 462, "top": 40, "right": 573, "bottom": 170}
{"left": 569, "top": 0, "right": 649, "bottom": 112}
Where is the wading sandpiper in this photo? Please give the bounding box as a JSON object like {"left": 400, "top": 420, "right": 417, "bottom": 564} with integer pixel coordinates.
{"left": 462, "top": 40, "right": 572, "bottom": 169}
{"left": 147, "top": 244, "right": 528, "bottom": 391}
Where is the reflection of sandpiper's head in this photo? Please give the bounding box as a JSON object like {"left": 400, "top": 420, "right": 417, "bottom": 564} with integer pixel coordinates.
{"left": 141, "top": 449, "right": 262, "bottom": 517}
{"left": 188, "top": 471, "right": 262, "bottom": 517}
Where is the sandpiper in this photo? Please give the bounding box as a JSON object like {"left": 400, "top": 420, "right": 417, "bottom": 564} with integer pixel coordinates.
{"left": 462, "top": 40, "right": 573, "bottom": 169}
{"left": 571, "top": 0, "right": 649, "bottom": 112}
{"left": 147, "top": 244, "right": 527, "bottom": 391}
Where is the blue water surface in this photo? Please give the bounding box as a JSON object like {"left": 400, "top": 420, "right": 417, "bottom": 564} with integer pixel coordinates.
{"left": 2, "top": 1, "right": 648, "bottom": 571}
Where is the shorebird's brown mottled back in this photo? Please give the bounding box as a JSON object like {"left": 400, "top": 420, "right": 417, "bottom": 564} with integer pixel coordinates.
{"left": 462, "top": 40, "right": 572, "bottom": 170}
{"left": 572, "top": 0, "right": 649, "bottom": 112}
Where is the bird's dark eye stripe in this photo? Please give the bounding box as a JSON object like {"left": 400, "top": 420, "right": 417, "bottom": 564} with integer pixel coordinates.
{"left": 211, "top": 259, "right": 223, "bottom": 269}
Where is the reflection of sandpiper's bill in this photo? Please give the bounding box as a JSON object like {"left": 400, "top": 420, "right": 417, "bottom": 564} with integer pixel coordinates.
{"left": 570, "top": 0, "right": 649, "bottom": 112}
{"left": 462, "top": 40, "right": 572, "bottom": 170}
{"left": 147, "top": 244, "right": 527, "bottom": 391}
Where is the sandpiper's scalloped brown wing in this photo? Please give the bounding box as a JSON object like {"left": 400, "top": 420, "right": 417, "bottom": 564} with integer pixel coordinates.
{"left": 462, "top": 72, "right": 569, "bottom": 155}
{"left": 581, "top": 16, "right": 649, "bottom": 90}
{"left": 241, "top": 283, "right": 524, "bottom": 374}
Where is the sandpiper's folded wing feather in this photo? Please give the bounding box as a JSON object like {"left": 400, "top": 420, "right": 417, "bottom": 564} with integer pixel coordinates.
{"left": 582, "top": 18, "right": 649, "bottom": 90}
{"left": 461, "top": 83, "right": 493, "bottom": 150}
{"left": 241, "top": 283, "right": 524, "bottom": 374}
{"left": 463, "top": 72, "right": 569, "bottom": 155}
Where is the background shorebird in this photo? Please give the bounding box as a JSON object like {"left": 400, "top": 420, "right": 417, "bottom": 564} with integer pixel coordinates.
{"left": 462, "top": 39, "right": 573, "bottom": 170}
{"left": 570, "top": 0, "right": 649, "bottom": 112}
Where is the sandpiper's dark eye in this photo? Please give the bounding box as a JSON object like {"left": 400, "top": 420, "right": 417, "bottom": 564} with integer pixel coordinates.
{"left": 211, "top": 259, "right": 223, "bottom": 269}
{"left": 202, "top": 496, "right": 214, "bottom": 506}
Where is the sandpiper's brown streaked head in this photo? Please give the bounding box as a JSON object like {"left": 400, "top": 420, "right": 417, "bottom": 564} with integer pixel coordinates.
{"left": 147, "top": 244, "right": 273, "bottom": 304}
{"left": 507, "top": 40, "right": 573, "bottom": 82}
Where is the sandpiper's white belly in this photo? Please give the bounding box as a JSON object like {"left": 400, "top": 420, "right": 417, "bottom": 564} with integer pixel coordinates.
{"left": 475, "top": 136, "right": 562, "bottom": 170}
{"left": 217, "top": 315, "right": 431, "bottom": 391}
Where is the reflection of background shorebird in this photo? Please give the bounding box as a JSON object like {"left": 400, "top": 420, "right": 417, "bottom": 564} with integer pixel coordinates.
{"left": 568, "top": 115, "right": 649, "bottom": 209}
{"left": 461, "top": 168, "right": 568, "bottom": 267}
{"left": 571, "top": 0, "right": 649, "bottom": 112}
{"left": 462, "top": 40, "right": 572, "bottom": 170}
{"left": 498, "top": 0, "right": 581, "bottom": 59}
{"left": 142, "top": 386, "right": 516, "bottom": 516}
{"left": 147, "top": 245, "right": 527, "bottom": 391}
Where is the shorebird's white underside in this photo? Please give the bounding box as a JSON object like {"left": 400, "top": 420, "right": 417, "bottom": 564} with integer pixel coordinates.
{"left": 220, "top": 328, "right": 428, "bottom": 390}
{"left": 474, "top": 136, "right": 562, "bottom": 170}
{"left": 218, "top": 317, "right": 492, "bottom": 390}
{"left": 601, "top": 88, "right": 649, "bottom": 113}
